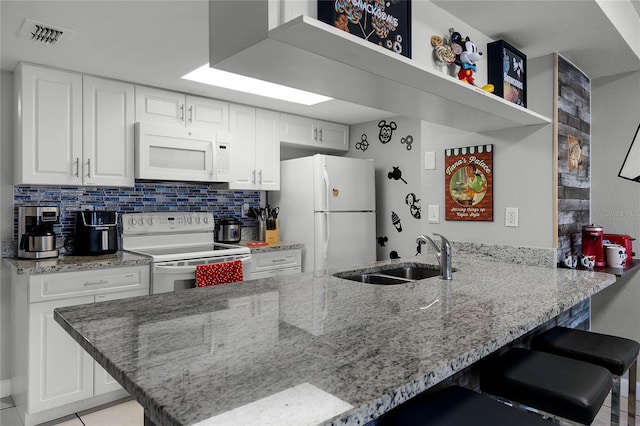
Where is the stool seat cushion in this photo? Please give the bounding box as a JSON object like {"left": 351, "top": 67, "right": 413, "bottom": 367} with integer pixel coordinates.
{"left": 480, "top": 348, "right": 612, "bottom": 425}
{"left": 531, "top": 326, "right": 640, "bottom": 376}
{"left": 378, "top": 386, "right": 553, "bottom": 425}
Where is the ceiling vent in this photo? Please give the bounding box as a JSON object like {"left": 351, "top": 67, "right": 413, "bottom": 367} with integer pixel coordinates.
{"left": 17, "top": 18, "right": 75, "bottom": 46}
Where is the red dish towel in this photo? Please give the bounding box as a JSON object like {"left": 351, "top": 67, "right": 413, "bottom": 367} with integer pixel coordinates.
{"left": 195, "top": 260, "right": 244, "bottom": 287}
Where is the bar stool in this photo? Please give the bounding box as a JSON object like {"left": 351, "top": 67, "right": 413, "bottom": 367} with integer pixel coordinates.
{"left": 377, "top": 385, "right": 554, "bottom": 425}
{"left": 480, "top": 347, "right": 613, "bottom": 425}
{"left": 531, "top": 326, "right": 639, "bottom": 426}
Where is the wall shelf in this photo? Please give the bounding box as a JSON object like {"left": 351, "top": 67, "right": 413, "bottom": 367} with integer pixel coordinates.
{"left": 211, "top": 15, "right": 551, "bottom": 132}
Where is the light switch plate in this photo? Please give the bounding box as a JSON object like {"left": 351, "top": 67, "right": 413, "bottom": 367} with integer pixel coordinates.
{"left": 428, "top": 205, "right": 440, "bottom": 223}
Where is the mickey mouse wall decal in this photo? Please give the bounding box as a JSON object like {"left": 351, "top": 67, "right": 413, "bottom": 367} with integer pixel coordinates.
{"left": 390, "top": 250, "right": 401, "bottom": 259}
{"left": 377, "top": 236, "right": 388, "bottom": 247}
{"left": 401, "top": 135, "right": 414, "bottom": 150}
{"left": 391, "top": 211, "right": 402, "bottom": 232}
{"left": 378, "top": 120, "right": 397, "bottom": 144}
{"left": 387, "top": 166, "right": 407, "bottom": 184}
{"left": 405, "top": 193, "right": 421, "bottom": 219}
{"left": 355, "top": 134, "right": 370, "bottom": 151}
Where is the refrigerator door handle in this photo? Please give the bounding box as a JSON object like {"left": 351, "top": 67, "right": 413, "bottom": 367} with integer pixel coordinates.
{"left": 324, "top": 212, "right": 330, "bottom": 260}
{"left": 323, "top": 161, "right": 330, "bottom": 211}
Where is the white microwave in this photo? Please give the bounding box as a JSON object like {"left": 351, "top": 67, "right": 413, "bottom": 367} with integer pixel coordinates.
{"left": 134, "top": 122, "right": 231, "bottom": 182}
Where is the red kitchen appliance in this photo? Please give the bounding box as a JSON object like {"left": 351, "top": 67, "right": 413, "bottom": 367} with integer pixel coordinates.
{"left": 582, "top": 224, "right": 606, "bottom": 268}
{"left": 604, "top": 234, "right": 635, "bottom": 259}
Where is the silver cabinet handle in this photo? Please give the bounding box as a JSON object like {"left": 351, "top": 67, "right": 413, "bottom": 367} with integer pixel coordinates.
{"left": 252, "top": 169, "right": 256, "bottom": 184}
{"left": 258, "top": 169, "right": 263, "bottom": 184}
{"left": 188, "top": 105, "right": 193, "bottom": 123}
{"left": 313, "top": 127, "right": 318, "bottom": 141}
{"left": 74, "top": 157, "right": 80, "bottom": 177}
{"left": 179, "top": 104, "right": 185, "bottom": 121}
{"left": 319, "top": 128, "right": 323, "bottom": 142}
{"left": 87, "top": 158, "right": 91, "bottom": 178}
{"left": 84, "top": 279, "right": 109, "bottom": 286}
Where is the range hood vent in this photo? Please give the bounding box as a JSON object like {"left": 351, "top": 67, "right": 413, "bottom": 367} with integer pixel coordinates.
{"left": 17, "top": 18, "right": 75, "bottom": 46}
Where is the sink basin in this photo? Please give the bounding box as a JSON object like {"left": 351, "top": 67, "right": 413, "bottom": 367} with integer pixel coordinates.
{"left": 379, "top": 265, "right": 441, "bottom": 280}
{"left": 334, "top": 263, "right": 449, "bottom": 284}
{"left": 340, "top": 273, "right": 411, "bottom": 285}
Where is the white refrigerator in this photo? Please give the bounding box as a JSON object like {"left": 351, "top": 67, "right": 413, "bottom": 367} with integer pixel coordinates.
{"left": 271, "top": 154, "right": 376, "bottom": 273}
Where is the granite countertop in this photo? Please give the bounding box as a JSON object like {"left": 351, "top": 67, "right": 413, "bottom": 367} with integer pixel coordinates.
{"left": 3, "top": 251, "right": 151, "bottom": 274}
{"left": 54, "top": 254, "right": 616, "bottom": 426}
{"left": 239, "top": 241, "right": 304, "bottom": 253}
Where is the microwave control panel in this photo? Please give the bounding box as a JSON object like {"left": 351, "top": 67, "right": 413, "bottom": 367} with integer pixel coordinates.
{"left": 212, "top": 139, "right": 231, "bottom": 182}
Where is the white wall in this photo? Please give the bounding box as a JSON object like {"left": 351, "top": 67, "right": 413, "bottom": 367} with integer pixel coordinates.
{"left": 590, "top": 70, "right": 640, "bottom": 342}
{"left": 1, "top": 70, "right": 14, "bottom": 388}
{"left": 419, "top": 54, "right": 556, "bottom": 248}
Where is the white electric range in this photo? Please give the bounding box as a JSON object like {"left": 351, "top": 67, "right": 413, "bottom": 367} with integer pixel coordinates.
{"left": 121, "top": 212, "right": 251, "bottom": 293}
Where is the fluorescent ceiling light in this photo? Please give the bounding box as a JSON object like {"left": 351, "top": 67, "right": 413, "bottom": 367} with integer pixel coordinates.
{"left": 182, "top": 64, "right": 332, "bottom": 106}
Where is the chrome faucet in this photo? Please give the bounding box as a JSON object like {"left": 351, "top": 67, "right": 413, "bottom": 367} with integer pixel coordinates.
{"left": 417, "top": 233, "right": 452, "bottom": 280}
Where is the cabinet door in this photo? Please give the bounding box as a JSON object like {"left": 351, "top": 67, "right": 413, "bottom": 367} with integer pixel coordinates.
{"left": 255, "top": 109, "right": 280, "bottom": 190}
{"left": 28, "top": 296, "right": 94, "bottom": 412}
{"left": 317, "top": 120, "right": 349, "bottom": 151}
{"left": 229, "top": 104, "right": 256, "bottom": 188}
{"left": 93, "top": 288, "right": 149, "bottom": 395}
{"left": 279, "top": 113, "right": 316, "bottom": 147}
{"left": 187, "top": 95, "right": 228, "bottom": 132}
{"left": 17, "top": 64, "right": 83, "bottom": 185}
{"left": 83, "top": 76, "right": 135, "bottom": 187}
{"left": 135, "top": 85, "right": 185, "bottom": 125}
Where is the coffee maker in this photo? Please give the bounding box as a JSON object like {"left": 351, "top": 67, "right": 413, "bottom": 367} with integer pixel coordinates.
{"left": 582, "top": 224, "right": 606, "bottom": 268}
{"left": 18, "top": 206, "right": 60, "bottom": 259}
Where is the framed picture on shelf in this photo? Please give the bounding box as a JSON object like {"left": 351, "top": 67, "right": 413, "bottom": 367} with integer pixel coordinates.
{"left": 317, "top": 0, "right": 411, "bottom": 58}
{"left": 487, "top": 40, "right": 526, "bottom": 107}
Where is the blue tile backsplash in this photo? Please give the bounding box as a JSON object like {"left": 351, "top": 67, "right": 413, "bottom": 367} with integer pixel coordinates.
{"left": 10, "top": 182, "right": 261, "bottom": 254}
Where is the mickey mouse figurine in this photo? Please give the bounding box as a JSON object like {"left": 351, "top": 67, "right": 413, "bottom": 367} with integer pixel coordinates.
{"left": 450, "top": 29, "right": 494, "bottom": 92}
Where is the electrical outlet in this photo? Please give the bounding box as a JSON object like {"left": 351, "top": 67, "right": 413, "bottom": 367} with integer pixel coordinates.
{"left": 428, "top": 205, "right": 440, "bottom": 223}
{"left": 505, "top": 207, "right": 519, "bottom": 227}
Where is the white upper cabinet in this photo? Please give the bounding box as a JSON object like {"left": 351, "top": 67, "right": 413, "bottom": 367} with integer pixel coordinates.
{"left": 15, "top": 63, "right": 83, "bottom": 185}
{"left": 280, "top": 113, "right": 348, "bottom": 152}
{"left": 83, "top": 76, "right": 135, "bottom": 187}
{"left": 225, "top": 104, "right": 279, "bottom": 190}
{"left": 135, "top": 85, "right": 229, "bottom": 132}
{"left": 15, "top": 63, "right": 135, "bottom": 187}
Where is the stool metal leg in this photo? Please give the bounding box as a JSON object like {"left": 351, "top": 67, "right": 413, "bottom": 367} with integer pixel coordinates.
{"left": 612, "top": 375, "right": 621, "bottom": 426}
{"left": 629, "top": 359, "right": 637, "bottom": 426}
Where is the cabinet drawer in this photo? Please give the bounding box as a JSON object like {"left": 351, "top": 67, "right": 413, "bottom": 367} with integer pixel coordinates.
{"left": 251, "top": 250, "right": 301, "bottom": 272}
{"left": 29, "top": 265, "right": 150, "bottom": 303}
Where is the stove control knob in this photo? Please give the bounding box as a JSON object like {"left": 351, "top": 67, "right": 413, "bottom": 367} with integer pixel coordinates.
{"left": 128, "top": 218, "right": 137, "bottom": 227}
{"left": 147, "top": 217, "right": 153, "bottom": 225}
{"left": 186, "top": 216, "right": 192, "bottom": 224}
{"left": 195, "top": 216, "right": 201, "bottom": 224}
{"left": 138, "top": 218, "right": 144, "bottom": 226}
{"left": 202, "top": 216, "right": 209, "bottom": 224}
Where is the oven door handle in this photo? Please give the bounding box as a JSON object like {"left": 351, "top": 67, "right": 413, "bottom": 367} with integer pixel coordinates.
{"left": 154, "top": 256, "right": 251, "bottom": 274}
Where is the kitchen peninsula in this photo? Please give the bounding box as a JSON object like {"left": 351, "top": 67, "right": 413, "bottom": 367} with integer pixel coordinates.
{"left": 54, "top": 251, "right": 617, "bottom": 425}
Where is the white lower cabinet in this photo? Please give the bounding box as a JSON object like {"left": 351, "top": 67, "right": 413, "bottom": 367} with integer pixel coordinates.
{"left": 248, "top": 249, "right": 302, "bottom": 280}
{"left": 11, "top": 265, "right": 150, "bottom": 426}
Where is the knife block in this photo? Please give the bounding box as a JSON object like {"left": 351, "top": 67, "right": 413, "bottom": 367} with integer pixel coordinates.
{"left": 265, "top": 220, "right": 279, "bottom": 244}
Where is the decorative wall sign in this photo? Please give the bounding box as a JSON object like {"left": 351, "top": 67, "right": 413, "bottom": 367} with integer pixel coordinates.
{"left": 445, "top": 145, "right": 493, "bottom": 221}
{"left": 619, "top": 123, "right": 640, "bottom": 182}
{"left": 318, "top": 0, "right": 412, "bottom": 58}
{"left": 487, "top": 40, "right": 527, "bottom": 107}
{"left": 568, "top": 135, "right": 583, "bottom": 170}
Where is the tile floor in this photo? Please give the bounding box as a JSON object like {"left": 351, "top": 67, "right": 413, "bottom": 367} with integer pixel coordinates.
{"left": 0, "top": 392, "right": 633, "bottom": 425}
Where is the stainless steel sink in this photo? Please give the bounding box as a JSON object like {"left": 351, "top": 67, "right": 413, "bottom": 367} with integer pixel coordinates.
{"left": 340, "top": 273, "right": 412, "bottom": 285}
{"left": 334, "top": 263, "right": 449, "bottom": 284}
{"left": 380, "top": 265, "right": 442, "bottom": 280}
